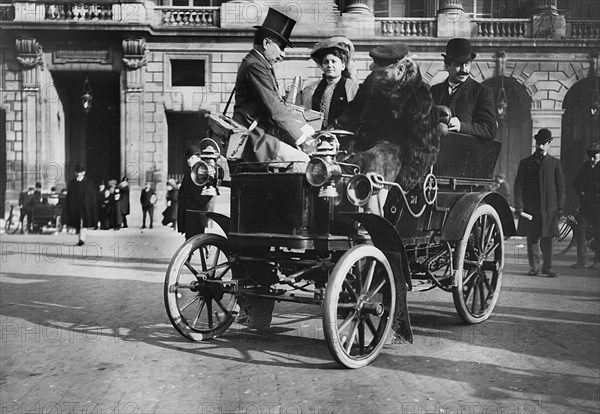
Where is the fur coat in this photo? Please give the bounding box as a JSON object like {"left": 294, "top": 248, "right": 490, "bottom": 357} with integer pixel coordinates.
{"left": 350, "top": 69, "right": 441, "bottom": 190}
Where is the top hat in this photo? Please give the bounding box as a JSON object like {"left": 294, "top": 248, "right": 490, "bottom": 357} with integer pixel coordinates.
{"left": 534, "top": 128, "right": 553, "bottom": 144}
{"left": 254, "top": 8, "right": 296, "bottom": 48}
{"left": 369, "top": 43, "right": 410, "bottom": 72}
{"left": 586, "top": 141, "right": 600, "bottom": 155}
{"left": 75, "top": 164, "right": 86, "bottom": 173}
{"left": 201, "top": 145, "right": 219, "bottom": 160}
{"left": 442, "top": 38, "right": 477, "bottom": 64}
{"left": 185, "top": 146, "right": 201, "bottom": 159}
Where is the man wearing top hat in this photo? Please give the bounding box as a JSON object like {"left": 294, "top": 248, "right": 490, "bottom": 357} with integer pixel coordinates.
{"left": 514, "top": 129, "right": 565, "bottom": 277}
{"left": 430, "top": 38, "right": 497, "bottom": 141}
{"left": 233, "top": 8, "right": 313, "bottom": 167}
{"left": 571, "top": 142, "right": 600, "bottom": 269}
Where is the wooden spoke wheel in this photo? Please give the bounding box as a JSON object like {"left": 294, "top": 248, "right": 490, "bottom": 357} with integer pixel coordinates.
{"left": 553, "top": 215, "right": 576, "bottom": 258}
{"left": 5, "top": 210, "right": 20, "bottom": 234}
{"left": 453, "top": 204, "right": 504, "bottom": 324}
{"left": 324, "top": 245, "right": 395, "bottom": 369}
{"left": 164, "top": 233, "right": 238, "bottom": 341}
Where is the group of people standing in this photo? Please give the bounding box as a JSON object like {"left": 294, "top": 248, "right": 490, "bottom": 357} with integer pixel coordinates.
{"left": 97, "top": 177, "right": 130, "bottom": 230}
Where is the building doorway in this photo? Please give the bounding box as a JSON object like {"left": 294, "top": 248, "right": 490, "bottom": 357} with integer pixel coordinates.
{"left": 483, "top": 76, "right": 533, "bottom": 205}
{"left": 166, "top": 111, "right": 209, "bottom": 182}
{"left": 561, "top": 77, "right": 600, "bottom": 213}
{"left": 52, "top": 71, "right": 120, "bottom": 186}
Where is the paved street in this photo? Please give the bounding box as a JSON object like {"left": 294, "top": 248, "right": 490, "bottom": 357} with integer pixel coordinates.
{"left": 1, "top": 212, "right": 599, "bottom": 414}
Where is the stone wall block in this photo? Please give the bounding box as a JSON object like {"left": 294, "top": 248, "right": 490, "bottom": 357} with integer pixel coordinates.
{"left": 558, "top": 62, "right": 575, "bottom": 78}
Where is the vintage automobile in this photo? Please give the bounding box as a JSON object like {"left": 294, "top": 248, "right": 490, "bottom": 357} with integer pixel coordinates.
{"left": 24, "top": 191, "right": 65, "bottom": 234}
{"left": 163, "top": 130, "right": 515, "bottom": 369}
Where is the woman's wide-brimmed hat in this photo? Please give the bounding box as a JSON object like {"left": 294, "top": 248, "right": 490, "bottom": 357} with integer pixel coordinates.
{"left": 442, "top": 38, "right": 477, "bottom": 64}
{"left": 253, "top": 8, "right": 296, "bottom": 48}
{"left": 310, "top": 37, "right": 354, "bottom": 64}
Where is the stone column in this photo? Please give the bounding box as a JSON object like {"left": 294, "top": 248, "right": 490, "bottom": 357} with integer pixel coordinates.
{"left": 15, "top": 37, "right": 44, "bottom": 188}
{"left": 121, "top": 38, "right": 147, "bottom": 188}
{"left": 437, "top": 0, "right": 470, "bottom": 38}
{"left": 529, "top": 0, "right": 565, "bottom": 39}
{"left": 343, "top": 0, "right": 371, "bottom": 14}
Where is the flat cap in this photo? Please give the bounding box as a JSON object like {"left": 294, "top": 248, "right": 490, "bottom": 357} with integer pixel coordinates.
{"left": 369, "top": 43, "right": 409, "bottom": 72}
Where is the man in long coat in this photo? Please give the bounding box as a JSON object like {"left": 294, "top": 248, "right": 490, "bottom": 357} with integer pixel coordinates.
{"left": 514, "top": 129, "right": 565, "bottom": 277}
{"left": 233, "top": 8, "right": 313, "bottom": 167}
{"left": 65, "top": 164, "right": 97, "bottom": 246}
{"left": 571, "top": 142, "right": 600, "bottom": 268}
{"left": 430, "top": 38, "right": 497, "bottom": 141}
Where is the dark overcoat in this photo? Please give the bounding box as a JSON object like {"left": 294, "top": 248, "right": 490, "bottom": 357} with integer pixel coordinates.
{"left": 162, "top": 188, "right": 178, "bottom": 225}
{"left": 177, "top": 171, "right": 213, "bottom": 239}
{"left": 118, "top": 184, "right": 130, "bottom": 215}
{"left": 430, "top": 77, "right": 497, "bottom": 141}
{"left": 514, "top": 153, "right": 565, "bottom": 238}
{"left": 64, "top": 178, "right": 97, "bottom": 229}
{"left": 233, "top": 49, "right": 306, "bottom": 162}
{"left": 343, "top": 69, "right": 441, "bottom": 190}
{"left": 573, "top": 160, "right": 600, "bottom": 219}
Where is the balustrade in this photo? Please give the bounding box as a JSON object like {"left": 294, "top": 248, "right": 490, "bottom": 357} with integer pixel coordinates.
{"left": 569, "top": 20, "right": 599, "bottom": 39}
{"left": 157, "top": 6, "right": 219, "bottom": 27}
{"left": 475, "top": 19, "right": 530, "bottom": 38}
{"left": 378, "top": 18, "right": 436, "bottom": 37}
{"left": 45, "top": 3, "right": 114, "bottom": 21}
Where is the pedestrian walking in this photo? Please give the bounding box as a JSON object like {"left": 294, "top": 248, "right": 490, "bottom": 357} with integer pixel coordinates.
{"left": 64, "top": 164, "right": 97, "bottom": 246}
{"left": 140, "top": 182, "right": 156, "bottom": 229}
{"left": 571, "top": 142, "right": 600, "bottom": 269}
{"left": 118, "top": 177, "right": 130, "bottom": 228}
{"left": 162, "top": 178, "right": 178, "bottom": 229}
{"left": 18, "top": 186, "right": 35, "bottom": 233}
{"left": 514, "top": 129, "right": 565, "bottom": 277}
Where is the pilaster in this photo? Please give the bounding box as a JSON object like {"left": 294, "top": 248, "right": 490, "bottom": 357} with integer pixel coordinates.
{"left": 15, "top": 37, "right": 44, "bottom": 188}
{"left": 122, "top": 38, "right": 147, "bottom": 187}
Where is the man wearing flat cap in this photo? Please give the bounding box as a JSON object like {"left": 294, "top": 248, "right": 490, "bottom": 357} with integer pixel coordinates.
{"left": 233, "top": 8, "right": 313, "bottom": 167}
{"left": 339, "top": 43, "right": 441, "bottom": 191}
{"left": 177, "top": 146, "right": 213, "bottom": 239}
{"left": 430, "top": 38, "right": 497, "bottom": 141}
{"left": 514, "top": 129, "right": 565, "bottom": 277}
{"left": 571, "top": 142, "right": 600, "bottom": 268}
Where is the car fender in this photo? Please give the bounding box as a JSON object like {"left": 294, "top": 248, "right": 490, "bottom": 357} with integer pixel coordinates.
{"left": 441, "top": 191, "right": 516, "bottom": 242}
{"left": 206, "top": 212, "right": 230, "bottom": 236}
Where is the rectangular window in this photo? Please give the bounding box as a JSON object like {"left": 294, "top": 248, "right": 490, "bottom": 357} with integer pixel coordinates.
{"left": 171, "top": 59, "right": 205, "bottom": 87}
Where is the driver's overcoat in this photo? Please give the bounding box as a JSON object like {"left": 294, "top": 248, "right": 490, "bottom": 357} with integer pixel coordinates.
{"left": 514, "top": 153, "right": 565, "bottom": 238}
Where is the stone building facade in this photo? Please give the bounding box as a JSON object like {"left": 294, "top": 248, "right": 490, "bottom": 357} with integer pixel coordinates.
{"left": 1, "top": 0, "right": 599, "bottom": 217}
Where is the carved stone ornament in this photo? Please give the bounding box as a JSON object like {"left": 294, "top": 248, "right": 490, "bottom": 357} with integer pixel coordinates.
{"left": 122, "top": 38, "right": 148, "bottom": 70}
{"left": 15, "top": 37, "right": 44, "bottom": 70}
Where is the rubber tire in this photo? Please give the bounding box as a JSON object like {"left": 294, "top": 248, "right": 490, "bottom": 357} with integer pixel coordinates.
{"left": 452, "top": 204, "right": 504, "bottom": 324}
{"left": 323, "top": 244, "right": 395, "bottom": 369}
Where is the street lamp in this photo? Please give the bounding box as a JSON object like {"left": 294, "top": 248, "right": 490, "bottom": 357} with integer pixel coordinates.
{"left": 496, "top": 51, "right": 508, "bottom": 120}
{"left": 81, "top": 76, "right": 93, "bottom": 113}
{"left": 591, "top": 52, "right": 600, "bottom": 119}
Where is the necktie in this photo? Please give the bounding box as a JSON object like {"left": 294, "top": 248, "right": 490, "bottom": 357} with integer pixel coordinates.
{"left": 449, "top": 82, "right": 460, "bottom": 96}
{"left": 320, "top": 83, "right": 336, "bottom": 127}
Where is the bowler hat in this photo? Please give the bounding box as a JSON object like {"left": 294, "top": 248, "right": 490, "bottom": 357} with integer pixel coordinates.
{"left": 586, "top": 141, "right": 600, "bottom": 155}
{"left": 310, "top": 37, "right": 354, "bottom": 64}
{"left": 534, "top": 128, "right": 553, "bottom": 144}
{"left": 185, "top": 146, "right": 201, "bottom": 159}
{"left": 442, "top": 38, "right": 477, "bottom": 64}
{"left": 369, "top": 43, "right": 409, "bottom": 72}
{"left": 254, "top": 8, "right": 296, "bottom": 48}
{"left": 75, "top": 164, "right": 86, "bottom": 173}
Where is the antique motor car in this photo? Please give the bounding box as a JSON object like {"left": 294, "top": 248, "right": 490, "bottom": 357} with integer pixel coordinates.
{"left": 24, "top": 191, "right": 65, "bottom": 234}
{"left": 164, "top": 130, "right": 515, "bottom": 369}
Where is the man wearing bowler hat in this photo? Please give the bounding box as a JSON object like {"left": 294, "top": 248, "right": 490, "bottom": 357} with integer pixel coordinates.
{"left": 514, "top": 129, "right": 565, "bottom": 277}
{"left": 233, "top": 8, "right": 313, "bottom": 168}
{"left": 64, "top": 164, "right": 97, "bottom": 246}
{"left": 571, "top": 142, "right": 600, "bottom": 269}
{"left": 430, "top": 38, "right": 497, "bottom": 141}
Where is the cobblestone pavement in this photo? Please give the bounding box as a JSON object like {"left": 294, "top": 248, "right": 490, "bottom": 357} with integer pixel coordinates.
{"left": 1, "top": 219, "right": 599, "bottom": 414}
